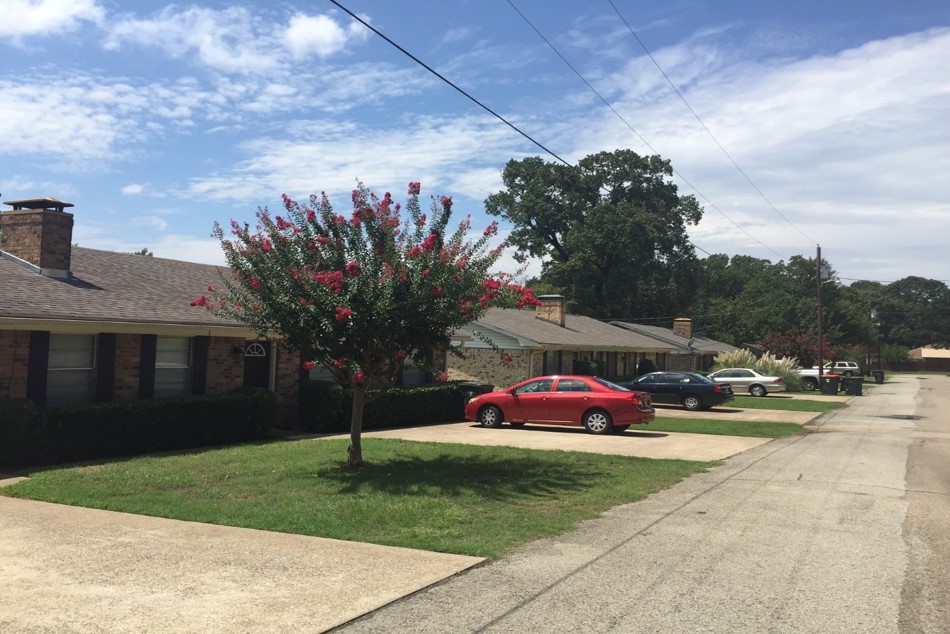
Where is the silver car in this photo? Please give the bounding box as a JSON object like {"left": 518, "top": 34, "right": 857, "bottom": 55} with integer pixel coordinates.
{"left": 707, "top": 368, "right": 787, "bottom": 397}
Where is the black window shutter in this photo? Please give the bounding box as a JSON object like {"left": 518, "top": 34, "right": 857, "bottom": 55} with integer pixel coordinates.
{"left": 26, "top": 331, "right": 50, "bottom": 407}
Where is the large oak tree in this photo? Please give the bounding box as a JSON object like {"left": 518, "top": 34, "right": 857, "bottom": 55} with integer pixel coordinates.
{"left": 485, "top": 149, "right": 703, "bottom": 318}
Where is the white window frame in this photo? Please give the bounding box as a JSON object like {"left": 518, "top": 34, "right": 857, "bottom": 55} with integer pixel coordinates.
{"left": 154, "top": 336, "right": 193, "bottom": 398}
{"left": 47, "top": 333, "right": 96, "bottom": 406}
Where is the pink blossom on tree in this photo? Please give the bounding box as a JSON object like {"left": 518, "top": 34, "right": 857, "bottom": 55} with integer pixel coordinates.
{"left": 197, "top": 180, "right": 537, "bottom": 468}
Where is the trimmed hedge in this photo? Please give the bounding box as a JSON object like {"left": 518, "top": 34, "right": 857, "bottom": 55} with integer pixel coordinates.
{"left": 299, "top": 381, "right": 465, "bottom": 434}
{"left": 0, "top": 388, "right": 277, "bottom": 470}
{"left": 0, "top": 399, "right": 43, "bottom": 470}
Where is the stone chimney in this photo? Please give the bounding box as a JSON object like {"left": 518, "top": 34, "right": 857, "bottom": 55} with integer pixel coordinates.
{"left": 0, "top": 197, "right": 75, "bottom": 278}
{"left": 536, "top": 295, "right": 566, "bottom": 327}
{"left": 672, "top": 317, "right": 693, "bottom": 339}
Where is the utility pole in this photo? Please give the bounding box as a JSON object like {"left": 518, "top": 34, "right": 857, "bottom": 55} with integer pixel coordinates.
{"left": 816, "top": 245, "right": 823, "bottom": 383}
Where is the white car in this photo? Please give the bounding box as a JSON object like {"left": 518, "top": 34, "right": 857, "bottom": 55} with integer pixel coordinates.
{"left": 707, "top": 368, "right": 787, "bottom": 397}
{"left": 816, "top": 361, "right": 861, "bottom": 377}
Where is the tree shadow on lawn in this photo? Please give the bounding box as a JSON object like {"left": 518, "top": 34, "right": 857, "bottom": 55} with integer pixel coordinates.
{"left": 313, "top": 452, "right": 613, "bottom": 501}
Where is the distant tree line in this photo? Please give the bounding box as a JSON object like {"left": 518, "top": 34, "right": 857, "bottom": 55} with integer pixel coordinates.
{"left": 488, "top": 150, "right": 950, "bottom": 363}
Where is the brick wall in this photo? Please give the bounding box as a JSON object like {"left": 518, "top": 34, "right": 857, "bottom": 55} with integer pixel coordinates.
{"left": 0, "top": 329, "right": 30, "bottom": 399}
{"left": 669, "top": 354, "right": 697, "bottom": 372}
{"left": 446, "top": 348, "right": 531, "bottom": 389}
{"left": 531, "top": 352, "right": 543, "bottom": 377}
{"left": 0, "top": 330, "right": 302, "bottom": 414}
{"left": 274, "top": 344, "right": 301, "bottom": 421}
{"left": 205, "top": 337, "right": 244, "bottom": 394}
{"left": 0, "top": 209, "right": 74, "bottom": 271}
{"left": 113, "top": 334, "right": 141, "bottom": 400}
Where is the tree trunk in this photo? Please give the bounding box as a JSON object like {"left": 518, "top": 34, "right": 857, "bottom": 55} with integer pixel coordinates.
{"left": 347, "top": 384, "right": 366, "bottom": 468}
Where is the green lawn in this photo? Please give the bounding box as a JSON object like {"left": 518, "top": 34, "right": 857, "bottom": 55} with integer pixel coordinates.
{"left": 1, "top": 438, "right": 714, "bottom": 559}
{"left": 647, "top": 417, "right": 805, "bottom": 438}
{"left": 730, "top": 395, "right": 845, "bottom": 413}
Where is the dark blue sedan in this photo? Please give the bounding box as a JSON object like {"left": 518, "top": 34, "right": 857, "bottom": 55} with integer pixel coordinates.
{"left": 618, "top": 371, "right": 735, "bottom": 411}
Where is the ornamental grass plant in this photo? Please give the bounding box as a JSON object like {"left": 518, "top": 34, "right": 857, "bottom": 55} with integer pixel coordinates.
{"left": 711, "top": 349, "right": 804, "bottom": 391}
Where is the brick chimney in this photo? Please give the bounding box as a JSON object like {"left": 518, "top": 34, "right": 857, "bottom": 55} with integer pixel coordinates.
{"left": 0, "top": 197, "right": 75, "bottom": 278}
{"left": 672, "top": 317, "right": 693, "bottom": 339}
{"left": 536, "top": 295, "right": 566, "bottom": 327}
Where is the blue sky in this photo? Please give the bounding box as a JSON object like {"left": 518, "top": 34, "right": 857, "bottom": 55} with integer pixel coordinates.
{"left": 3, "top": 0, "right": 950, "bottom": 289}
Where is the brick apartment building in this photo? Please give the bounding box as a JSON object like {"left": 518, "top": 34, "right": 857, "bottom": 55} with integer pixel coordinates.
{"left": 447, "top": 295, "right": 678, "bottom": 388}
{"left": 0, "top": 197, "right": 301, "bottom": 416}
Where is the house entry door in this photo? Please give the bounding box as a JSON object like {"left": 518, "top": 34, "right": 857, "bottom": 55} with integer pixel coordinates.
{"left": 242, "top": 341, "right": 271, "bottom": 388}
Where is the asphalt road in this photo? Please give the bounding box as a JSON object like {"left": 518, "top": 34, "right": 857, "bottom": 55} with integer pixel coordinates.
{"left": 898, "top": 375, "right": 950, "bottom": 632}
{"left": 336, "top": 375, "right": 950, "bottom": 633}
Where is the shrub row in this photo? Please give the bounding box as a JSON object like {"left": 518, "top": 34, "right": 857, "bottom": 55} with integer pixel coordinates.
{"left": 0, "top": 399, "right": 43, "bottom": 470}
{"left": 299, "top": 381, "right": 465, "bottom": 433}
{"left": 0, "top": 388, "right": 277, "bottom": 470}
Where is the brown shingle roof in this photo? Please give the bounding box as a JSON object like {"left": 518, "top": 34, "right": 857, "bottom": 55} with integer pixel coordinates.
{"left": 0, "top": 246, "right": 245, "bottom": 328}
{"left": 475, "top": 308, "right": 675, "bottom": 351}
{"left": 611, "top": 321, "right": 737, "bottom": 354}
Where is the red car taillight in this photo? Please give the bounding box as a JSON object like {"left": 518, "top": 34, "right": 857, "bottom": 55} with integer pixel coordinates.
{"left": 627, "top": 392, "right": 651, "bottom": 407}
{"left": 775, "top": 378, "right": 785, "bottom": 384}
{"left": 713, "top": 384, "right": 723, "bottom": 393}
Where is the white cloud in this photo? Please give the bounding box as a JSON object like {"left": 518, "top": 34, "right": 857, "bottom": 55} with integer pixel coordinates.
{"left": 0, "top": 0, "right": 104, "bottom": 39}
{"left": 150, "top": 235, "right": 226, "bottom": 266}
{"left": 490, "top": 229, "right": 543, "bottom": 280}
{"left": 564, "top": 27, "right": 950, "bottom": 281}
{"left": 284, "top": 13, "right": 368, "bottom": 59}
{"left": 181, "top": 113, "right": 528, "bottom": 203}
{"left": 0, "top": 75, "right": 211, "bottom": 166}
{"left": 104, "top": 6, "right": 279, "bottom": 75}
{"left": 243, "top": 83, "right": 299, "bottom": 114}
{"left": 121, "top": 183, "right": 145, "bottom": 195}
{"left": 103, "top": 8, "right": 369, "bottom": 75}
{"left": 131, "top": 215, "right": 168, "bottom": 231}
{"left": 0, "top": 175, "right": 71, "bottom": 200}
{"left": 0, "top": 80, "right": 128, "bottom": 166}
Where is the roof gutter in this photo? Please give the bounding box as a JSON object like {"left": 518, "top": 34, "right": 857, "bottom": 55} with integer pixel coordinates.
{"left": 0, "top": 316, "right": 257, "bottom": 338}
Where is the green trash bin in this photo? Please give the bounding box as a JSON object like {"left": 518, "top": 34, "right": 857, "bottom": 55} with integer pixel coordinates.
{"left": 820, "top": 376, "right": 840, "bottom": 395}
{"left": 843, "top": 377, "right": 863, "bottom": 396}
{"left": 872, "top": 370, "right": 885, "bottom": 384}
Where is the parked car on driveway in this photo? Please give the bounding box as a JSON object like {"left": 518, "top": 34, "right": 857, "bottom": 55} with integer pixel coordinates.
{"left": 707, "top": 368, "right": 786, "bottom": 397}
{"left": 819, "top": 361, "right": 862, "bottom": 377}
{"left": 797, "top": 367, "right": 844, "bottom": 390}
{"left": 463, "top": 375, "right": 655, "bottom": 435}
{"left": 618, "top": 371, "right": 735, "bottom": 410}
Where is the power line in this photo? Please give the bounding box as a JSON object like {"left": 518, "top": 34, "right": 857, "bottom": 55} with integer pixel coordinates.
{"left": 839, "top": 276, "right": 950, "bottom": 285}
{"left": 505, "top": 0, "right": 785, "bottom": 260}
{"left": 606, "top": 0, "right": 817, "bottom": 246}
{"left": 331, "top": 0, "right": 715, "bottom": 261}
{"left": 327, "top": 0, "right": 571, "bottom": 166}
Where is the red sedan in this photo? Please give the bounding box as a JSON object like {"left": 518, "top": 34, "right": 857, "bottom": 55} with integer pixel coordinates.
{"left": 463, "top": 375, "right": 654, "bottom": 434}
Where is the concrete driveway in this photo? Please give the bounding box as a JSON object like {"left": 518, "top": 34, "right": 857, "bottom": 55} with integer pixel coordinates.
{"left": 339, "top": 395, "right": 827, "bottom": 462}
{"left": 0, "top": 495, "right": 482, "bottom": 634}
{"left": 348, "top": 421, "right": 772, "bottom": 461}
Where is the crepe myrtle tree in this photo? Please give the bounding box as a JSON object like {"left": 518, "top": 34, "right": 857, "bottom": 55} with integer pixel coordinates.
{"left": 193, "top": 181, "right": 538, "bottom": 468}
